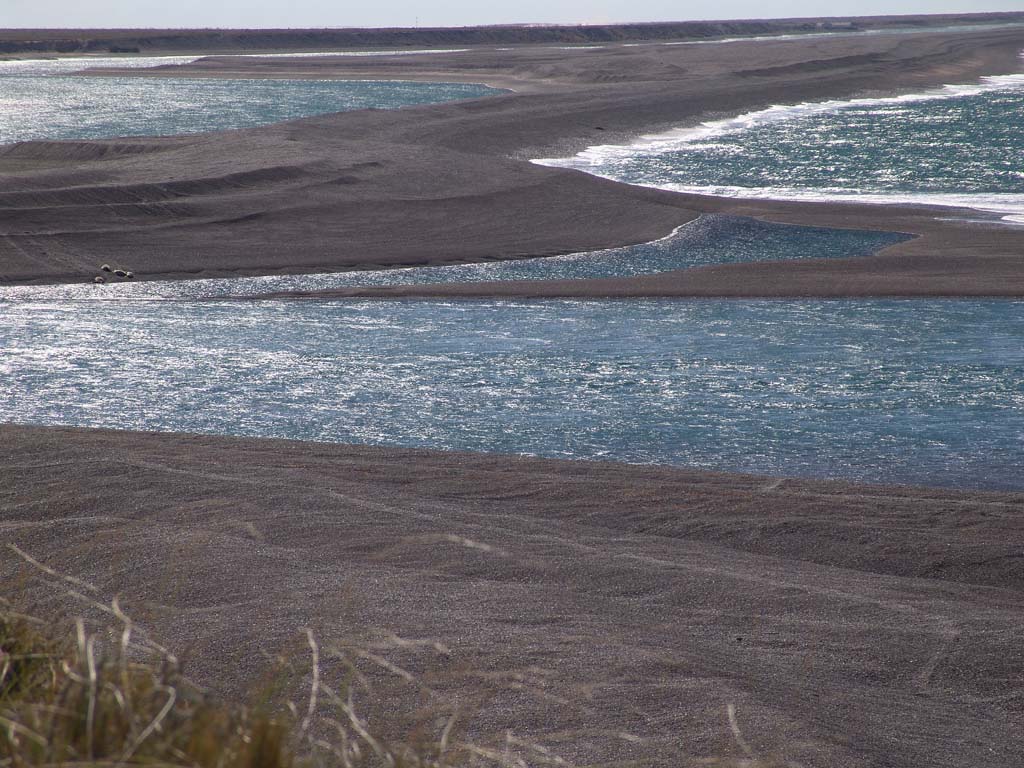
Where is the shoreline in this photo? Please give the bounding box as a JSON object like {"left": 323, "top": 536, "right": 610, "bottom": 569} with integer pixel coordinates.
{"left": 262, "top": 200, "right": 1024, "bottom": 299}
{"left": 4, "top": 420, "right": 1022, "bottom": 507}
{"left": 2, "top": 25, "right": 1024, "bottom": 294}
{"left": 534, "top": 64, "right": 1024, "bottom": 223}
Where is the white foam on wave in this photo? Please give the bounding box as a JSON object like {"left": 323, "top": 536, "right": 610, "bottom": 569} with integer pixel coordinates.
{"left": 633, "top": 184, "right": 1024, "bottom": 224}
{"left": 535, "top": 59, "right": 1024, "bottom": 221}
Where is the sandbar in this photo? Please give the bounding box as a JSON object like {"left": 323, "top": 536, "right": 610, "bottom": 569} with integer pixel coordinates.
{"left": 2, "top": 20, "right": 1024, "bottom": 295}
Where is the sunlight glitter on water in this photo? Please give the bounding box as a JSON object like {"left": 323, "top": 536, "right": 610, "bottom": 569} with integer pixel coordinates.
{"left": 537, "top": 64, "right": 1024, "bottom": 222}
{"left": 0, "top": 73, "right": 497, "bottom": 144}
{"left": 1, "top": 53, "right": 1022, "bottom": 491}
{"left": 2, "top": 298, "right": 1022, "bottom": 490}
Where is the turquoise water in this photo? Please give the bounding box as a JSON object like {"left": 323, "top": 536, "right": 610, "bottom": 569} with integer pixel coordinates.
{"left": 2, "top": 298, "right": 1022, "bottom": 490}
{"left": 0, "top": 57, "right": 496, "bottom": 144}
{"left": 541, "top": 72, "right": 1024, "bottom": 222}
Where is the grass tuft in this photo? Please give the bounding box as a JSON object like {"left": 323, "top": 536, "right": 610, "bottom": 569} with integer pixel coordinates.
{"left": 0, "top": 583, "right": 489, "bottom": 768}
{"left": 0, "top": 604, "right": 304, "bottom": 767}
{"left": 0, "top": 593, "right": 551, "bottom": 768}
{"left": 2, "top": 546, "right": 793, "bottom": 768}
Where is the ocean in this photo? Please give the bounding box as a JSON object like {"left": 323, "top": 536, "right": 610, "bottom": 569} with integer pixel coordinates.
{"left": 2, "top": 297, "right": 1022, "bottom": 490}
{"left": 538, "top": 69, "right": 1024, "bottom": 224}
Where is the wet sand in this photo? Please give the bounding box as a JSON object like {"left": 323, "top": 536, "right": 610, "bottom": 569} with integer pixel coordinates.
{"left": 2, "top": 424, "right": 1023, "bottom": 766}
{"left": 2, "top": 24, "right": 1024, "bottom": 294}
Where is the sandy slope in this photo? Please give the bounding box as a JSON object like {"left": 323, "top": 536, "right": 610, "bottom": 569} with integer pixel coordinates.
{"left": 2, "top": 424, "right": 1023, "bottom": 766}
{"left": 5, "top": 21, "right": 1024, "bottom": 767}
{"left": 2, "top": 25, "right": 1024, "bottom": 294}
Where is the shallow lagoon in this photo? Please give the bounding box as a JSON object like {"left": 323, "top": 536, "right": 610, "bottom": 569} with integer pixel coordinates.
{"left": 0, "top": 215, "right": 908, "bottom": 300}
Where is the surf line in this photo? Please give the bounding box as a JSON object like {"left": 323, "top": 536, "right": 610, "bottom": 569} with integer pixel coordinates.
{"left": 533, "top": 57, "right": 1024, "bottom": 225}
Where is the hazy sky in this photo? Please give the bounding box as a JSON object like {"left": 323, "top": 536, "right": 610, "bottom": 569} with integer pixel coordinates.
{"left": 3, "top": 0, "right": 1021, "bottom": 29}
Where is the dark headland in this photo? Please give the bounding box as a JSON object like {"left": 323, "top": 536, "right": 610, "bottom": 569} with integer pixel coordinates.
{"left": 3, "top": 16, "right": 1024, "bottom": 767}
{"left": 1, "top": 15, "right": 1024, "bottom": 295}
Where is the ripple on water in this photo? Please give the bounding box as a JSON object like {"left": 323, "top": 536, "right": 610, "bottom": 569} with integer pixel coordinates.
{"left": 0, "top": 60, "right": 498, "bottom": 144}
{"left": 539, "top": 73, "right": 1024, "bottom": 222}
{"left": 1, "top": 60, "right": 1019, "bottom": 490}
{"left": 1, "top": 298, "right": 1022, "bottom": 491}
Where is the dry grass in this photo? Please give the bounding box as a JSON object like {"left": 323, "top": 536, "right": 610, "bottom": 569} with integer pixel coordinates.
{"left": 0, "top": 597, "right": 536, "bottom": 768}
{"left": 0, "top": 605, "right": 376, "bottom": 766}
{"left": 0, "top": 546, "right": 539, "bottom": 768}
{"left": 1, "top": 545, "right": 793, "bottom": 768}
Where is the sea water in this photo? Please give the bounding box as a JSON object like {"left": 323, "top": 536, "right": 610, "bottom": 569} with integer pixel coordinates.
{"left": 1, "top": 298, "right": 1022, "bottom": 491}
{"left": 0, "top": 215, "right": 908, "bottom": 301}
{"left": 539, "top": 71, "right": 1024, "bottom": 223}
{"left": 0, "top": 57, "right": 497, "bottom": 143}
